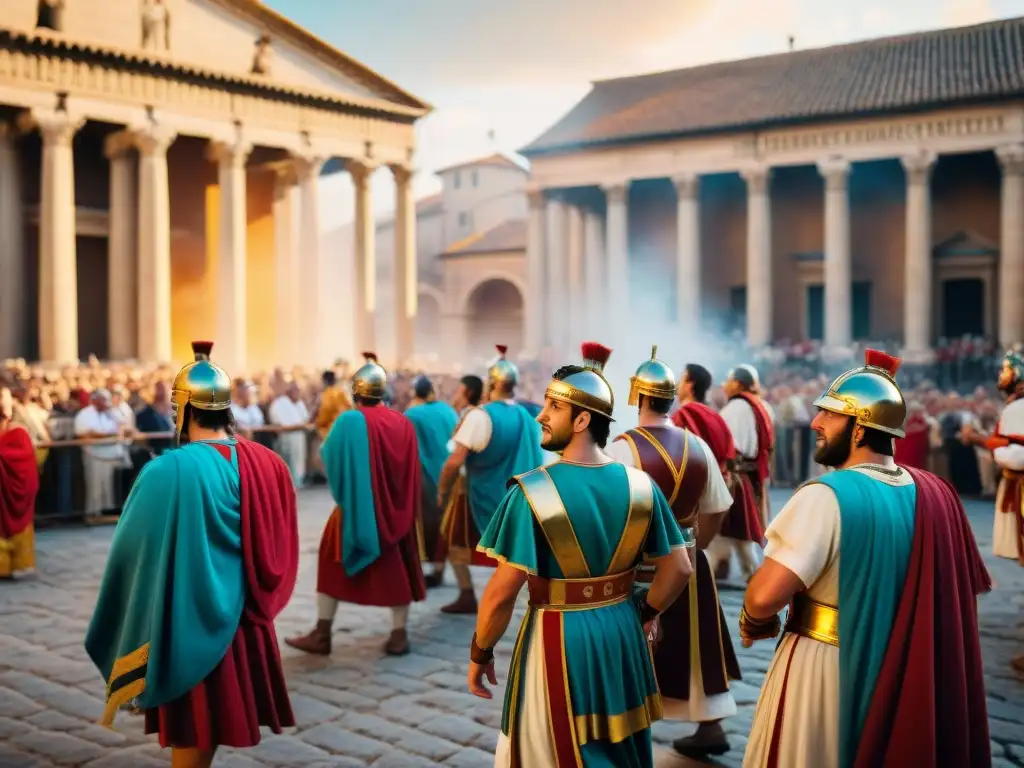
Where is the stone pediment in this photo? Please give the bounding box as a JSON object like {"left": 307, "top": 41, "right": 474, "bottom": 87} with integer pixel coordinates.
{"left": 932, "top": 230, "right": 998, "bottom": 258}
{"left": 6, "top": 0, "right": 427, "bottom": 113}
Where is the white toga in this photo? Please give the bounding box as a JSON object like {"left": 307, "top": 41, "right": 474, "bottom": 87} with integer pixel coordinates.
{"left": 992, "top": 398, "right": 1024, "bottom": 560}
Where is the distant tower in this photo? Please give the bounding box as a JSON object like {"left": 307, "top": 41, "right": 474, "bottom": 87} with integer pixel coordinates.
{"left": 788, "top": 35, "right": 795, "bottom": 51}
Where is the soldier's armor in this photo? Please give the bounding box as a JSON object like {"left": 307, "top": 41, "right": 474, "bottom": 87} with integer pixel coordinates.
{"left": 615, "top": 425, "right": 708, "bottom": 527}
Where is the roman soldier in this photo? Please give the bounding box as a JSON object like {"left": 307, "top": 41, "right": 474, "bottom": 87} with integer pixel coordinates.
{"left": 672, "top": 363, "right": 736, "bottom": 474}
{"left": 436, "top": 345, "right": 544, "bottom": 614}
{"left": 287, "top": 353, "right": 425, "bottom": 657}
{"left": 469, "top": 342, "right": 693, "bottom": 767}
{"left": 86, "top": 341, "right": 299, "bottom": 767}
{"left": 606, "top": 348, "right": 740, "bottom": 759}
{"left": 742, "top": 350, "right": 990, "bottom": 768}
{"left": 711, "top": 364, "right": 774, "bottom": 582}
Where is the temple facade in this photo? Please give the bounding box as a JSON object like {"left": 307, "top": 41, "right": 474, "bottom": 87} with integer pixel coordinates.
{"left": 520, "top": 17, "right": 1024, "bottom": 360}
{"left": 0, "top": 0, "right": 428, "bottom": 372}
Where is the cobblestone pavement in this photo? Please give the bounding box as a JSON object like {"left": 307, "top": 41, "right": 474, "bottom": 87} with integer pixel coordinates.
{"left": 1, "top": 487, "right": 1022, "bottom": 767}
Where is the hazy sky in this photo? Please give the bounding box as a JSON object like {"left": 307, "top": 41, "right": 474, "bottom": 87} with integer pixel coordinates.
{"left": 262, "top": 0, "right": 1024, "bottom": 228}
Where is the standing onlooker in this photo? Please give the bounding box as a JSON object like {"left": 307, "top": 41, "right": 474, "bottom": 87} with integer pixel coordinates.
{"left": 73, "top": 389, "right": 129, "bottom": 517}
{"left": 269, "top": 382, "right": 310, "bottom": 488}
{"left": 230, "top": 380, "right": 265, "bottom": 438}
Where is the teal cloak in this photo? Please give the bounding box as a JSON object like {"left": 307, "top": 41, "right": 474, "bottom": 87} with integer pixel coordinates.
{"left": 464, "top": 401, "right": 543, "bottom": 534}
{"left": 405, "top": 400, "right": 458, "bottom": 500}
{"left": 85, "top": 440, "right": 244, "bottom": 726}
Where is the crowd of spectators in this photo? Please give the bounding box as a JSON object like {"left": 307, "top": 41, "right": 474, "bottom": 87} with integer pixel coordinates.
{"left": 1, "top": 333, "right": 1015, "bottom": 522}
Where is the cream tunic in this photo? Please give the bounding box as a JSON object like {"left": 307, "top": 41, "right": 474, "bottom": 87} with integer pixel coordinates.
{"left": 743, "top": 464, "right": 914, "bottom": 768}
{"left": 992, "top": 398, "right": 1024, "bottom": 560}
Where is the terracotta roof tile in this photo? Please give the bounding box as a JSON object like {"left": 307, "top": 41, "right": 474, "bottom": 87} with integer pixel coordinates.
{"left": 442, "top": 219, "right": 526, "bottom": 256}
{"left": 522, "top": 17, "right": 1024, "bottom": 155}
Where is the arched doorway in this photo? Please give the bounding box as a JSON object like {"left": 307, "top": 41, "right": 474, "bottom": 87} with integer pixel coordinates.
{"left": 416, "top": 290, "right": 442, "bottom": 359}
{"left": 465, "top": 278, "right": 524, "bottom": 363}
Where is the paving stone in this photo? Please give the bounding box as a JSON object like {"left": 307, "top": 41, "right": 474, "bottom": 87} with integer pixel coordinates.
{"left": 0, "top": 715, "right": 33, "bottom": 740}
{"left": 0, "top": 744, "right": 48, "bottom": 768}
{"left": 340, "top": 713, "right": 462, "bottom": 762}
{"left": 0, "top": 686, "right": 44, "bottom": 717}
{"left": 287, "top": 692, "right": 345, "bottom": 726}
{"left": 300, "top": 723, "right": 391, "bottom": 760}
{"left": 291, "top": 681, "right": 379, "bottom": 710}
{"left": 212, "top": 751, "right": 271, "bottom": 767}
{"left": 419, "top": 713, "right": 495, "bottom": 747}
{"left": 247, "top": 735, "right": 331, "bottom": 765}
{"left": 443, "top": 747, "right": 501, "bottom": 767}
{"left": 10, "top": 729, "right": 107, "bottom": 765}
{"left": 23, "top": 708, "right": 89, "bottom": 730}
{"left": 370, "top": 750, "right": 439, "bottom": 767}
{"left": 82, "top": 750, "right": 168, "bottom": 768}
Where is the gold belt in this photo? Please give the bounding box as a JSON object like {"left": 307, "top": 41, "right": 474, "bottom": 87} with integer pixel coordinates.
{"left": 1003, "top": 469, "right": 1024, "bottom": 480}
{"left": 785, "top": 593, "right": 839, "bottom": 647}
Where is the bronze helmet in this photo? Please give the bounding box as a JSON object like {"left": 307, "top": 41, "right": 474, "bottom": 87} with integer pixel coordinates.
{"left": 170, "top": 341, "right": 232, "bottom": 438}
{"left": 628, "top": 345, "right": 676, "bottom": 406}
{"left": 487, "top": 344, "right": 519, "bottom": 387}
{"left": 545, "top": 341, "right": 615, "bottom": 420}
{"left": 352, "top": 351, "right": 387, "bottom": 400}
{"left": 813, "top": 349, "right": 907, "bottom": 438}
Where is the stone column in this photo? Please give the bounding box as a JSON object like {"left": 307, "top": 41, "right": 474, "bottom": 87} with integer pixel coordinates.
{"left": 104, "top": 132, "right": 137, "bottom": 360}
{"left": 208, "top": 137, "right": 252, "bottom": 373}
{"left": 674, "top": 174, "right": 701, "bottom": 330}
{"left": 273, "top": 163, "right": 300, "bottom": 364}
{"left": 392, "top": 164, "right": 416, "bottom": 367}
{"left": 30, "top": 109, "right": 83, "bottom": 363}
{"left": 603, "top": 182, "right": 630, "bottom": 344}
{"left": 351, "top": 160, "right": 377, "bottom": 356}
{"left": 545, "top": 196, "right": 567, "bottom": 353}
{"left": 997, "top": 144, "right": 1024, "bottom": 346}
{"left": 583, "top": 208, "right": 605, "bottom": 337}
{"left": 0, "top": 122, "right": 25, "bottom": 359}
{"left": 524, "top": 190, "right": 547, "bottom": 355}
{"left": 565, "top": 203, "right": 584, "bottom": 349}
{"left": 901, "top": 151, "right": 936, "bottom": 355}
{"left": 135, "top": 126, "right": 176, "bottom": 363}
{"left": 295, "top": 155, "right": 324, "bottom": 366}
{"left": 742, "top": 167, "right": 773, "bottom": 347}
{"left": 819, "top": 158, "right": 852, "bottom": 348}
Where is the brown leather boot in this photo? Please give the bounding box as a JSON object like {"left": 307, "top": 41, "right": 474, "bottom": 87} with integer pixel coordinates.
{"left": 441, "top": 589, "right": 478, "bottom": 614}
{"left": 384, "top": 628, "right": 410, "bottom": 656}
{"left": 1011, "top": 654, "right": 1024, "bottom": 676}
{"left": 673, "top": 722, "right": 730, "bottom": 757}
{"left": 285, "top": 620, "right": 332, "bottom": 655}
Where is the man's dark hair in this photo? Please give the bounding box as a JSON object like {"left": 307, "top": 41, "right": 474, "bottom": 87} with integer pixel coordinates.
{"left": 492, "top": 379, "right": 515, "bottom": 397}
{"left": 858, "top": 425, "right": 895, "bottom": 457}
{"left": 728, "top": 366, "right": 756, "bottom": 392}
{"left": 551, "top": 365, "right": 612, "bottom": 448}
{"left": 639, "top": 393, "right": 673, "bottom": 415}
{"left": 353, "top": 394, "right": 380, "bottom": 407}
{"left": 187, "top": 404, "right": 235, "bottom": 433}
{"left": 460, "top": 375, "right": 484, "bottom": 406}
{"left": 413, "top": 376, "right": 433, "bottom": 400}
{"left": 322, "top": 370, "right": 336, "bottom": 387}
{"left": 685, "top": 363, "right": 712, "bottom": 403}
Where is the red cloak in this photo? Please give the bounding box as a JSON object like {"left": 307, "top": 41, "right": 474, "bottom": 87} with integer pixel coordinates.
{"left": 0, "top": 426, "right": 38, "bottom": 539}
{"left": 673, "top": 402, "right": 736, "bottom": 468}
{"left": 894, "top": 413, "right": 930, "bottom": 470}
{"left": 318, "top": 405, "right": 426, "bottom": 606}
{"left": 734, "top": 392, "right": 775, "bottom": 484}
{"left": 145, "top": 438, "right": 298, "bottom": 749}
{"left": 854, "top": 467, "right": 991, "bottom": 768}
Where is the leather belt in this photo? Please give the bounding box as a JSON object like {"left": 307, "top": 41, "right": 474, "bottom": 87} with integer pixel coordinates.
{"left": 785, "top": 593, "right": 839, "bottom": 647}
{"left": 528, "top": 570, "right": 635, "bottom": 611}
{"left": 1003, "top": 469, "right": 1024, "bottom": 480}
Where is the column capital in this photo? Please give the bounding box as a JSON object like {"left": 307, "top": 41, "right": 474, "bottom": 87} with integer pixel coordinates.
{"left": 900, "top": 150, "right": 936, "bottom": 185}
{"left": 527, "top": 187, "right": 547, "bottom": 210}
{"left": 293, "top": 154, "right": 325, "bottom": 182}
{"left": 817, "top": 157, "right": 850, "bottom": 191}
{"left": 207, "top": 138, "right": 253, "bottom": 168}
{"left": 133, "top": 124, "right": 176, "bottom": 157}
{"left": 602, "top": 181, "right": 630, "bottom": 205}
{"left": 19, "top": 108, "right": 83, "bottom": 147}
{"left": 389, "top": 163, "right": 413, "bottom": 187}
{"left": 348, "top": 158, "right": 378, "bottom": 188}
{"left": 673, "top": 173, "right": 700, "bottom": 200}
{"left": 103, "top": 130, "right": 135, "bottom": 160}
{"left": 996, "top": 143, "right": 1024, "bottom": 176}
{"left": 741, "top": 166, "right": 772, "bottom": 195}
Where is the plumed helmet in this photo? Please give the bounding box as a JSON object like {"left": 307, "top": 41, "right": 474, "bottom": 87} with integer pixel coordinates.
{"left": 545, "top": 341, "right": 615, "bottom": 420}
{"left": 1002, "top": 349, "right": 1024, "bottom": 384}
{"left": 628, "top": 345, "right": 676, "bottom": 406}
{"left": 487, "top": 344, "right": 519, "bottom": 386}
{"left": 352, "top": 351, "right": 387, "bottom": 400}
{"left": 813, "top": 349, "right": 907, "bottom": 438}
{"left": 170, "top": 341, "right": 232, "bottom": 437}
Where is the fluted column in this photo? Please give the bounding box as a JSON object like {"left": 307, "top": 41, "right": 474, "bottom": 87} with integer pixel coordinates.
{"left": 392, "top": 164, "right": 417, "bottom": 367}
{"left": 0, "top": 121, "right": 25, "bottom": 359}
{"left": 583, "top": 208, "right": 605, "bottom": 337}
{"left": 819, "top": 158, "right": 851, "bottom": 348}
{"left": 997, "top": 144, "right": 1024, "bottom": 346}
{"left": 742, "top": 167, "right": 772, "bottom": 346}
{"left": 273, "top": 163, "right": 300, "bottom": 364}
{"left": 29, "top": 109, "right": 83, "bottom": 363}
{"left": 524, "top": 189, "right": 546, "bottom": 355}
{"left": 604, "top": 182, "right": 630, "bottom": 345}
{"left": 565, "top": 204, "right": 584, "bottom": 349}
{"left": 295, "top": 155, "right": 324, "bottom": 366}
{"left": 208, "top": 137, "right": 252, "bottom": 373}
{"left": 351, "top": 160, "right": 377, "bottom": 356}
{"left": 545, "top": 196, "right": 567, "bottom": 354}
{"left": 901, "top": 151, "right": 936, "bottom": 354}
{"left": 104, "top": 132, "right": 137, "bottom": 360}
{"left": 674, "top": 174, "right": 700, "bottom": 329}
{"left": 135, "top": 125, "right": 176, "bottom": 363}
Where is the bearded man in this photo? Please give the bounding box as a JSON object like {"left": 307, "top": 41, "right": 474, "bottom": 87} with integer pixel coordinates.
{"left": 742, "top": 350, "right": 990, "bottom": 768}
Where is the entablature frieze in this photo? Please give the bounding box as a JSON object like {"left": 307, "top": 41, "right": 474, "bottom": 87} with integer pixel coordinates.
{"left": 0, "top": 47, "right": 415, "bottom": 162}
{"left": 527, "top": 104, "right": 1024, "bottom": 191}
